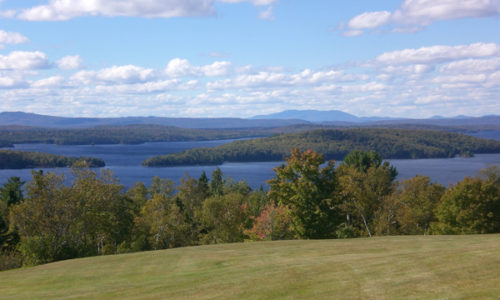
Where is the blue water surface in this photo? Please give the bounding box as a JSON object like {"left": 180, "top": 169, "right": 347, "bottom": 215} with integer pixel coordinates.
{"left": 1, "top": 131, "right": 499, "bottom": 189}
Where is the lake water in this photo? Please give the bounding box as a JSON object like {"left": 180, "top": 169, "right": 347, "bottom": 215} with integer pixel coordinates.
{"left": 1, "top": 131, "right": 499, "bottom": 189}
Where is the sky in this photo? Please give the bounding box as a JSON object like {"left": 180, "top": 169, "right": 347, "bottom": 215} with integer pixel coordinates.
{"left": 0, "top": 0, "right": 499, "bottom": 118}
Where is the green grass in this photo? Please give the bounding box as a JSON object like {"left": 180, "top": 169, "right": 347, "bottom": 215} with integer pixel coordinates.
{"left": 1, "top": 235, "right": 499, "bottom": 299}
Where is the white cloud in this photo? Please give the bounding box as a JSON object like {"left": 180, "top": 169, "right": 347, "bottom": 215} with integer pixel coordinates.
{"left": 343, "top": 0, "right": 500, "bottom": 35}
{"left": 165, "top": 58, "right": 232, "bottom": 77}
{"left": 0, "top": 75, "right": 27, "bottom": 89}
{"left": 342, "top": 30, "right": 364, "bottom": 37}
{"left": 342, "top": 82, "right": 387, "bottom": 93}
{"left": 347, "top": 11, "right": 391, "bottom": 29}
{"left": 258, "top": 6, "right": 274, "bottom": 21}
{"left": 0, "top": 30, "right": 29, "bottom": 48}
{"left": 218, "top": 0, "right": 278, "bottom": 5}
{"left": 32, "top": 75, "right": 65, "bottom": 88}
{"left": 376, "top": 43, "right": 500, "bottom": 65}
{"left": 13, "top": 0, "right": 215, "bottom": 21}
{"left": 165, "top": 58, "right": 192, "bottom": 77}
{"left": 71, "top": 65, "right": 156, "bottom": 84}
{"left": 207, "top": 68, "right": 364, "bottom": 90}
{"left": 3, "top": 0, "right": 278, "bottom": 21}
{"left": 392, "top": 0, "right": 500, "bottom": 25}
{"left": 433, "top": 74, "right": 488, "bottom": 84}
{"left": 0, "top": 41, "right": 499, "bottom": 118}
{"left": 0, "top": 51, "right": 50, "bottom": 70}
{"left": 439, "top": 58, "right": 500, "bottom": 74}
{"left": 56, "top": 55, "right": 83, "bottom": 70}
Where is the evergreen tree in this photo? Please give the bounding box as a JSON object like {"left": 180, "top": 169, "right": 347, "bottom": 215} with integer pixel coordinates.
{"left": 210, "top": 168, "right": 224, "bottom": 196}
{"left": 0, "top": 177, "right": 25, "bottom": 206}
{"left": 197, "top": 171, "right": 210, "bottom": 199}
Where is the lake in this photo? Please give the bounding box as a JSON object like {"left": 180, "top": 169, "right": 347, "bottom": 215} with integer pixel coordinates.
{"left": 1, "top": 131, "right": 499, "bottom": 189}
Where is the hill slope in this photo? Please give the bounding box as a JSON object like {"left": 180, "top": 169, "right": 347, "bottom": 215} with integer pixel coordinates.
{"left": 1, "top": 235, "right": 499, "bottom": 299}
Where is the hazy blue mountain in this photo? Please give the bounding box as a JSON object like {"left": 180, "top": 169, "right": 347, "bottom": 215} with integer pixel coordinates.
{"left": 253, "top": 110, "right": 500, "bottom": 128}
{"left": 0, "top": 112, "right": 309, "bottom": 129}
{"left": 252, "top": 109, "right": 362, "bottom": 122}
{"left": 1, "top": 111, "right": 498, "bottom": 130}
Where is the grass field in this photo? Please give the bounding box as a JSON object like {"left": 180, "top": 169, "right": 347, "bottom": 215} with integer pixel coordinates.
{"left": 1, "top": 235, "right": 499, "bottom": 299}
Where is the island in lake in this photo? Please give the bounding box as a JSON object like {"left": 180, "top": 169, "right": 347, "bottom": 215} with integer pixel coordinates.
{"left": 0, "top": 150, "right": 105, "bottom": 169}
{"left": 143, "top": 128, "right": 500, "bottom": 167}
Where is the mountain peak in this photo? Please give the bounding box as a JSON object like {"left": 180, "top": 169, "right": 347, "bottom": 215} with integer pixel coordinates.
{"left": 252, "top": 109, "right": 360, "bottom": 122}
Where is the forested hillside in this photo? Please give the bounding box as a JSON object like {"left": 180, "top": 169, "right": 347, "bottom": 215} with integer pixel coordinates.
{"left": 143, "top": 128, "right": 500, "bottom": 166}
{"left": 0, "top": 150, "right": 105, "bottom": 169}
{"left": 0, "top": 125, "right": 275, "bottom": 146}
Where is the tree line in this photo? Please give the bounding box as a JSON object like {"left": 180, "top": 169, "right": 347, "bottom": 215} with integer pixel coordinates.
{"left": 0, "top": 150, "right": 105, "bottom": 169}
{"left": 1, "top": 149, "right": 499, "bottom": 270}
{"left": 143, "top": 128, "right": 500, "bottom": 166}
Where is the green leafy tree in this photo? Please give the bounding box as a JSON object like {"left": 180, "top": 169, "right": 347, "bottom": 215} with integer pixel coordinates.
{"left": 176, "top": 174, "right": 207, "bottom": 244}
{"left": 70, "top": 168, "right": 133, "bottom": 255}
{"left": 200, "top": 193, "right": 247, "bottom": 244}
{"left": 432, "top": 176, "right": 500, "bottom": 234}
{"left": 126, "top": 182, "right": 149, "bottom": 215}
{"left": 338, "top": 151, "right": 396, "bottom": 237}
{"left": 375, "top": 176, "right": 445, "bottom": 235}
{"left": 135, "top": 194, "right": 189, "bottom": 250}
{"left": 267, "top": 148, "right": 341, "bottom": 239}
{"left": 149, "top": 176, "right": 175, "bottom": 199}
{"left": 10, "top": 171, "right": 79, "bottom": 265}
{"left": 10, "top": 168, "right": 133, "bottom": 265}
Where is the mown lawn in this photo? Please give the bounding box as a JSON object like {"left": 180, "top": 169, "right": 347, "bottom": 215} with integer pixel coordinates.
{"left": 1, "top": 235, "right": 499, "bottom": 299}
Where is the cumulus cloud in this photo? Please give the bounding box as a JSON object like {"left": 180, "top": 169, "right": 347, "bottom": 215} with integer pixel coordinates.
{"left": 376, "top": 43, "right": 500, "bottom": 65}
{"left": 392, "top": 0, "right": 500, "bottom": 25}
{"left": 207, "top": 68, "right": 364, "bottom": 90}
{"left": 2, "top": 0, "right": 278, "bottom": 21}
{"left": 165, "top": 58, "right": 232, "bottom": 77}
{"left": 439, "top": 58, "right": 500, "bottom": 74}
{"left": 1, "top": 41, "right": 499, "bottom": 118}
{"left": 218, "top": 0, "right": 278, "bottom": 5}
{"left": 342, "top": 0, "right": 500, "bottom": 35}
{"left": 71, "top": 65, "right": 156, "bottom": 84}
{"left": 0, "top": 74, "right": 27, "bottom": 89}
{"left": 32, "top": 75, "right": 65, "bottom": 88}
{"left": 0, "top": 30, "right": 29, "bottom": 48}
{"left": 4, "top": 0, "right": 215, "bottom": 21}
{"left": 56, "top": 55, "right": 83, "bottom": 70}
{"left": 0, "top": 51, "right": 50, "bottom": 70}
{"left": 347, "top": 11, "right": 391, "bottom": 29}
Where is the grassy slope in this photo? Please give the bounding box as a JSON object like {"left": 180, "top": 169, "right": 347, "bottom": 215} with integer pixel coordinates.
{"left": 1, "top": 235, "right": 499, "bottom": 299}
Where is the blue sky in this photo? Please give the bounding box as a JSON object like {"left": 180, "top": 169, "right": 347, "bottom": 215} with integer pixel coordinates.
{"left": 0, "top": 0, "right": 499, "bottom": 118}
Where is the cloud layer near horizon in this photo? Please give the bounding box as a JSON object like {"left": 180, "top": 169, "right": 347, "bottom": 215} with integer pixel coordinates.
{"left": 1, "top": 41, "right": 499, "bottom": 118}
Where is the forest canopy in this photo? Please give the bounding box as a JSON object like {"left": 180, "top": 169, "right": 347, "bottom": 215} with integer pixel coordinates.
{"left": 143, "top": 128, "right": 500, "bottom": 166}
{"left": 0, "top": 150, "right": 105, "bottom": 169}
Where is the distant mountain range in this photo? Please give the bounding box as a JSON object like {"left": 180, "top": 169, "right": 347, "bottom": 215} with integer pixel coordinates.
{"left": 0, "top": 112, "right": 308, "bottom": 129}
{"left": 0, "top": 111, "right": 499, "bottom": 129}
{"left": 252, "top": 110, "right": 500, "bottom": 128}
{"left": 252, "top": 109, "right": 391, "bottom": 123}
